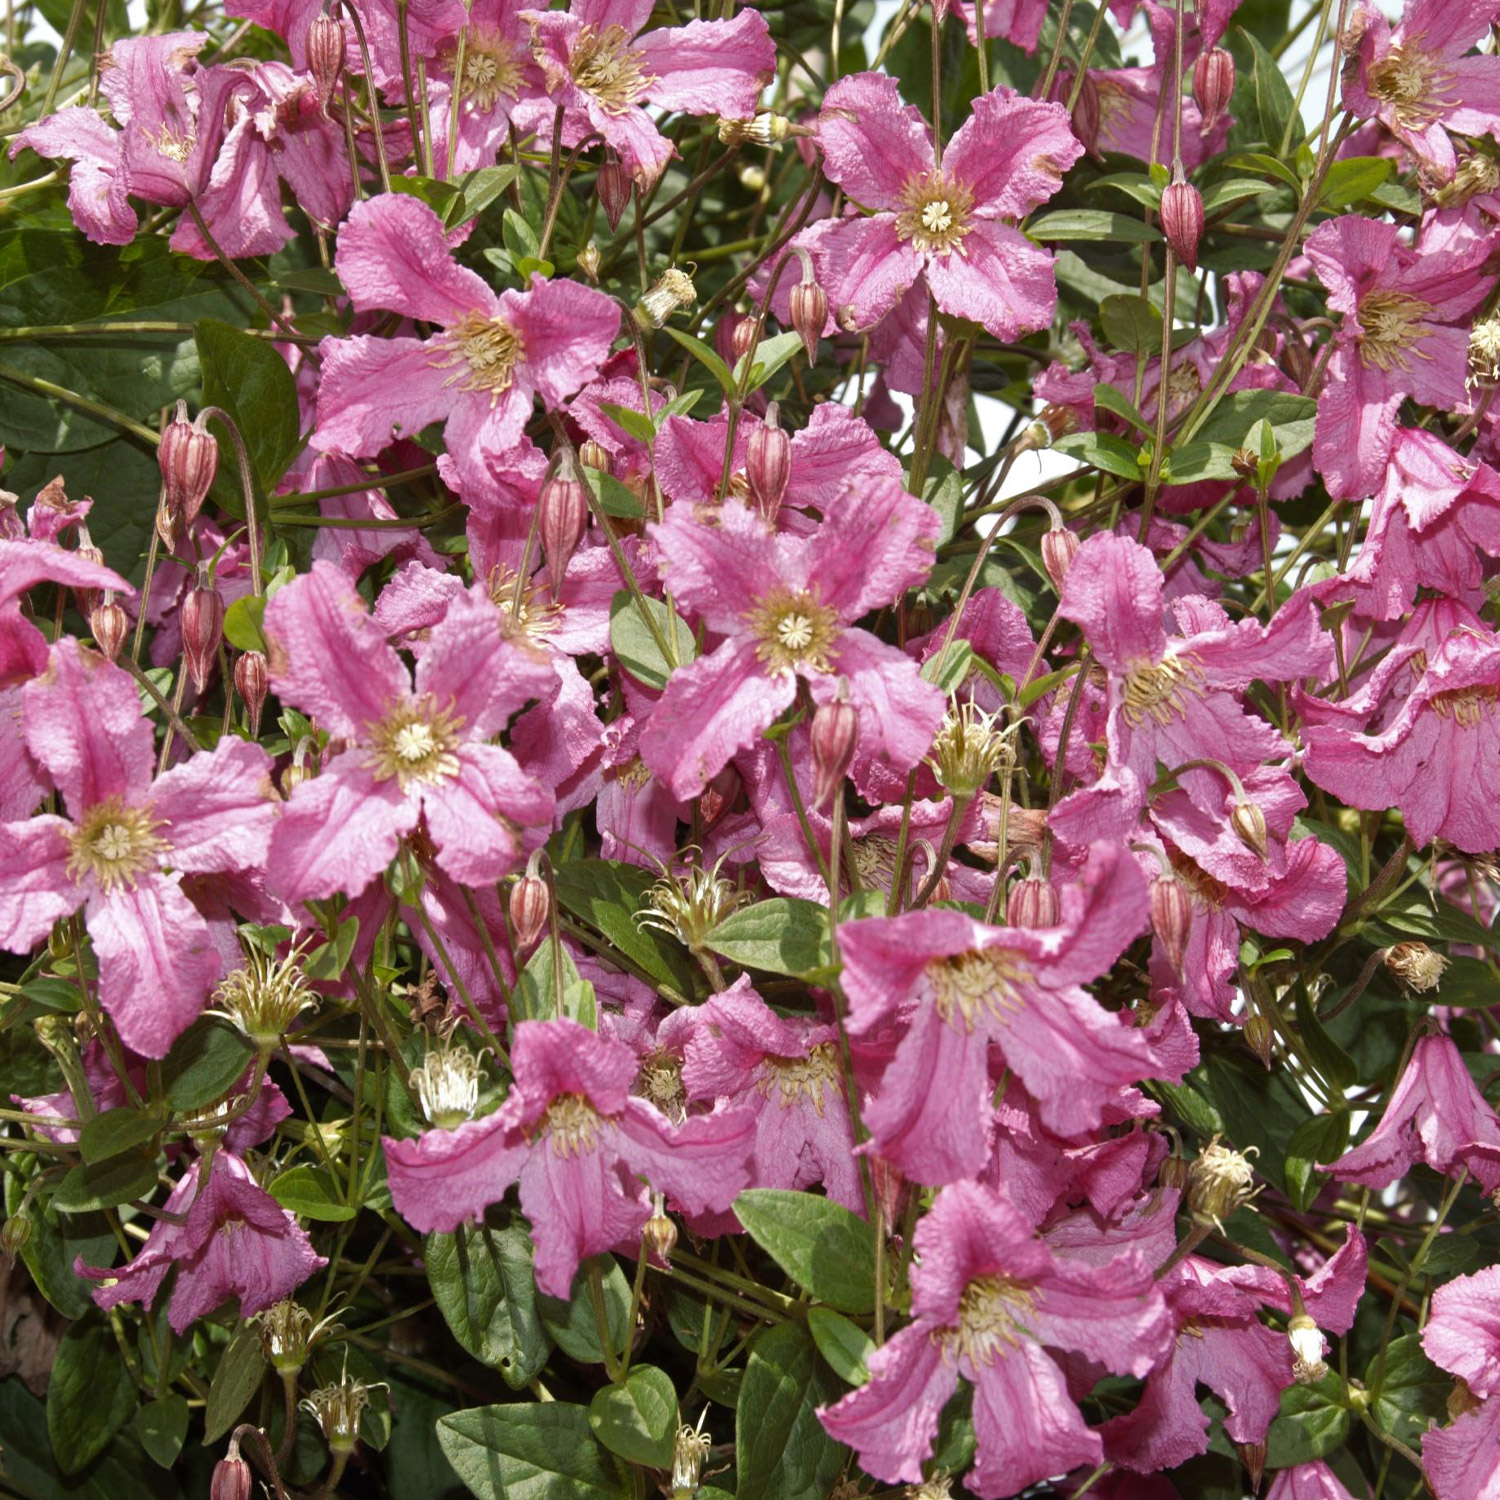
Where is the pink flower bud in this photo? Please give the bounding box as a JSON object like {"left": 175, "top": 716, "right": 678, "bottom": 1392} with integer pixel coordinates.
{"left": 1149, "top": 875, "right": 1192, "bottom": 975}
{"left": 307, "top": 14, "right": 346, "bottom": 109}
{"left": 1040, "top": 526, "right": 1079, "bottom": 592}
{"left": 746, "top": 404, "right": 791, "bottom": 520}
{"left": 730, "top": 315, "right": 758, "bottom": 364}
{"left": 212, "top": 1453, "right": 253, "bottom": 1500}
{"left": 90, "top": 596, "right": 130, "bottom": 662}
{"left": 158, "top": 403, "right": 218, "bottom": 531}
{"left": 1006, "top": 876, "right": 1059, "bottom": 929}
{"left": 182, "top": 572, "right": 225, "bottom": 693}
{"left": 810, "top": 694, "right": 859, "bottom": 811}
{"left": 510, "top": 856, "right": 549, "bottom": 951}
{"left": 539, "top": 456, "right": 588, "bottom": 594}
{"left": 597, "top": 156, "right": 632, "bottom": 232}
{"left": 234, "top": 649, "right": 269, "bottom": 736}
{"left": 1160, "top": 178, "right": 1205, "bottom": 272}
{"left": 1192, "top": 47, "right": 1235, "bottom": 132}
{"left": 789, "top": 275, "right": 826, "bottom": 362}
{"left": 1230, "top": 797, "right": 1269, "bottom": 860}
{"left": 1071, "top": 73, "right": 1102, "bottom": 159}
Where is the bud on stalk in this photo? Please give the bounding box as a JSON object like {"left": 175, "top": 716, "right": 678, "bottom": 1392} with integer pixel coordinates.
{"left": 539, "top": 455, "right": 588, "bottom": 594}
{"left": 1192, "top": 47, "right": 1235, "bottom": 132}
{"left": 211, "top": 1447, "right": 253, "bottom": 1500}
{"left": 810, "top": 693, "right": 859, "bottom": 811}
{"left": 1230, "top": 796, "right": 1269, "bottom": 860}
{"left": 1071, "top": 73, "right": 1102, "bottom": 159}
{"left": 578, "top": 438, "right": 611, "bottom": 474}
{"left": 307, "top": 14, "right": 345, "bottom": 111}
{"left": 1006, "top": 875, "right": 1059, "bottom": 929}
{"left": 234, "top": 649, "right": 269, "bottom": 736}
{"left": 746, "top": 404, "right": 791, "bottom": 519}
{"left": 90, "top": 594, "right": 129, "bottom": 662}
{"left": 576, "top": 240, "right": 601, "bottom": 281}
{"left": 182, "top": 570, "right": 225, "bottom": 693}
{"left": 158, "top": 401, "right": 218, "bottom": 533}
{"left": 789, "top": 260, "right": 826, "bottom": 362}
{"left": 1149, "top": 875, "right": 1192, "bottom": 974}
{"left": 1040, "top": 525, "right": 1079, "bottom": 592}
{"left": 726, "top": 313, "right": 757, "bottom": 364}
{"left": 510, "top": 853, "right": 549, "bottom": 951}
{"left": 1160, "top": 174, "right": 1205, "bottom": 272}
{"left": 597, "top": 155, "right": 632, "bottom": 232}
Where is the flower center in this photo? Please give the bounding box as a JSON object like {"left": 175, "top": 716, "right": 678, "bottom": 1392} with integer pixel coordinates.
{"left": 850, "top": 834, "right": 901, "bottom": 893}
{"left": 926, "top": 947, "right": 1030, "bottom": 1030}
{"left": 1430, "top": 683, "right": 1500, "bottom": 729}
{"left": 569, "top": 23, "right": 655, "bottom": 115}
{"left": 452, "top": 25, "right": 524, "bottom": 111}
{"left": 746, "top": 587, "right": 841, "bottom": 676}
{"left": 66, "top": 796, "right": 167, "bottom": 891}
{"left": 486, "top": 565, "right": 563, "bottom": 641}
{"left": 539, "top": 1092, "right": 604, "bottom": 1156}
{"left": 950, "top": 1274, "right": 1038, "bottom": 1365}
{"left": 895, "top": 171, "right": 975, "bottom": 257}
{"left": 1120, "top": 653, "right": 1207, "bottom": 728}
{"left": 1356, "top": 290, "right": 1436, "bottom": 373}
{"left": 433, "top": 311, "right": 525, "bottom": 400}
{"left": 635, "top": 1052, "right": 686, "bottom": 1122}
{"left": 366, "top": 696, "right": 464, "bottom": 790}
{"left": 1366, "top": 42, "right": 1456, "bottom": 129}
{"left": 1163, "top": 363, "right": 1201, "bottom": 414}
{"left": 146, "top": 121, "right": 196, "bottom": 163}
{"left": 759, "top": 1042, "right": 842, "bottom": 1112}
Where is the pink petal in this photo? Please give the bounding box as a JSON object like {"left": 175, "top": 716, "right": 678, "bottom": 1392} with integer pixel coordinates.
{"left": 968, "top": 1343, "right": 1101, "bottom": 1498}
{"left": 818, "top": 71, "right": 934, "bottom": 212}
{"left": 1058, "top": 532, "right": 1167, "bottom": 671}
{"left": 384, "top": 1114, "right": 527, "bottom": 1233}
{"left": 501, "top": 275, "right": 620, "bottom": 407}
{"left": 927, "top": 217, "right": 1060, "bottom": 340}
{"left": 422, "top": 742, "right": 553, "bottom": 886}
{"left": 819, "top": 214, "right": 925, "bottom": 332}
{"left": 814, "top": 630, "right": 944, "bottom": 772}
{"left": 614, "top": 1099, "right": 755, "bottom": 1215}
{"left": 11, "top": 107, "right": 135, "bottom": 245}
{"left": 944, "top": 87, "right": 1082, "bottom": 219}
{"left": 150, "top": 737, "right": 279, "bottom": 874}
{"left": 310, "top": 333, "right": 458, "bottom": 460}
{"left": 635, "top": 9, "right": 774, "bottom": 117}
{"left": 0, "top": 815, "right": 79, "bottom": 950}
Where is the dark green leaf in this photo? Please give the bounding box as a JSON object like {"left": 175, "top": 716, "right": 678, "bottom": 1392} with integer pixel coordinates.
{"left": 53, "top": 1152, "right": 159, "bottom": 1211}
{"left": 1093, "top": 381, "right": 1152, "bottom": 432}
{"left": 1318, "top": 156, "right": 1393, "bottom": 210}
{"left": 660, "top": 325, "right": 735, "bottom": 394}
{"left": 588, "top": 1364, "right": 678, "bottom": 1467}
{"left": 222, "top": 594, "right": 269, "bottom": 654}
{"left": 426, "top": 1224, "right": 551, "bottom": 1389}
{"left": 1028, "top": 210, "right": 1161, "bottom": 243}
{"left": 921, "top": 639, "right": 975, "bottom": 695}
{"left": 538, "top": 1256, "right": 632, "bottom": 1365}
{"left": 807, "top": 1307, "right": 873, "bottom": 1386}
{"left": 735, "top": 1322, "right": 846, "bottom": 1500}
{"left": 1164, "top": 441, "right": 1242, "bottom": 484}
{"left": 269, "top": 1165, "right": 355, "bottom": 1221}
{"left": 513, "top": 937, "right": 596, "bottom": 1027}
{"left": 1284, "top": 1110, "right": 1349, "bottom": 1212}
{"left": 552, "top": 858, "right": 698, "bottom": 994}
{"left": 733, "top": 331, "right": 805, "bottom": 392}
{"left": 1294, "top": 987, "right": 1359, "bottom": 1090}
{"left": 48, "top": 1315, "right": 137, "bottom": 1473}
{"left": 78, "top": 1106, "right": 165, "bottom": 1164}
{"left": 704, "top": 899, "right": 834, "bottom": 982}
{"left": 1191, "top": 390, "right": 1317, "bottom": 462}
{"left": 4, "top": 1168, "right": 115, "bottom": 1319}
{"left": 134, "top": 1395, "right": 189, "bottom": 1469}
{"left": 580, "top": 463, "right": 645, "bottom": 520}
{"left": 203, "top": 1327, "right": 265, "bottom": 1444}
{"left": 302, "top": 915, "right": 360, "bottom": 982}
{"left": 195, "top": 318, "right": 302, "bottom": 500}
{"left": 1264, "top": 1374, "right": 1349, "bottom": 1466}
{"left": 735, "top": 1189, "right": 875, "bottom": 1313}
{"left": 1053, "top": 430, "right": 1144, "bottom": 480}
{"left": 597, "top": 401, "right": 657, "bottom": 444}
{"left": 1241, "top": 27, "right": 1298, "bottom": 151}
{"left": 1367, "top": 1335, "right": 1449, "bottom": 1447}
{"left": 608, "top": 589, "right": 695, "bottom": 692}
{"left": 438, "top": 1403, "right": 631, "bottom": 1500}
{"left": 161, "top": 1016, "right": 255, "bottom": 1111}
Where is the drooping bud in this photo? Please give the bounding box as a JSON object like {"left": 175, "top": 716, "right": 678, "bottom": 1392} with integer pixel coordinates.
{"left": 410, "top": 1045, "right": 483, "bottom": 1130}
{"left": 1157, "top": 1152, "right": 1190, "bottom": 1194}
{"left": 597, "top": 155, "right": 632, "bottom": 232}
{"left": 643, "top": 1192, "right": 677, "bottom": 1260}
{"left": 746, "top": 403, "right": 792, "bottom": 519}
{"left": 234, "top": 649, "right": 269, "bottom": 736}
{"left": 307, "top": 13, "right": 345, "bottom": 110}
{"left": 1006, "top": 875, "right": 1060, "bottom": 929}
{"left": 699, "top": 764, "right": 738, "bottom": 827}
{"left": 1281, "top": 326, "right": 1315, "bottom": 391}
{"left": 810, "top": 691, "right": 859, "bottom": 811}
{"left": 1187, "top": 1135, "right": 1260, "bottom": 1229}
{"left": 90, "top": 594, "right": 130, "bottom": 662}
{"left": 1149, "top": 875, "right": 1193, "bottom": 974}
{"left": 1071, "top": 73, "right": 1102, "bottom": 159}
{"left": 1288, "top": 1313, "right": 1328, "bottom": 1384}
{"left": 1230, "top": 797, "right": 1269, "bottom": 860}
{"left": 1192, "top": 47, "right": 1235, "bottom": 132}
{"left": 158, "top": 402, "right": 218, "bottom": 532}
{"left": 181, "top": 572, "right": 225, "bottom": 693}
{"left": 729, "top": 314, "right": 758, "bottom": 364}
{"left": 1236, "top": 1441, "right": 1267, "bottom": 1491}
{"left": 576, "top": 240, "right": 601, "bottom": 281}
{"left": 1040, "top": 525, "right": 1079, "bottom": 592}
{"left": 1, "top": 1214, "right": 32, "bottom": 1256}
{"left": 539, "top": 454, "right": 588, "bottom": 593}
{"left": 510, "top": 852, "right": 549, "bottom": 951}
{"left": 211, "top": 1448, "right": 253, "bottom": 1500}
{"left": 578, "top": 437, "right": 611, "bottom": 474}
{"left": 1384, "top": 940, "right": 1448, "bottom": 993}
{"left": 789, "top": 264, "right": 827, "bottom": 362}
{"left": 635, "top": 268, "right": 697, "bottom": 329}
{"left": 1160, "top": 175, "right": 1205, "bottom": 272}
{"left": 1243, "top": 1011, "right": 1275, "bottom": 1069}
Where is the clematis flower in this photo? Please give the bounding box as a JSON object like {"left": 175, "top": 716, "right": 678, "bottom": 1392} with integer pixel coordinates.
{"left": 1420, "top": 1263, "right": 1500, "bottom": 1499}
{"left": 383, "top": 1017, "right": 754, "bottom": 1296}
{"left": 818, "top": 1179, "right": 1170, "bottom": 1495}
{"left": 680, "top": 976, "right": 863, "bottom": 1213}
{"left": 311, "top": 194, "right": 620, "bottom": 498}
{"left": 815, "top": 73, "right": 1082, "bottom": 341}
{"left": 517, "top": 0, "right": 775, "bottom": 188}
{"left": 76, "top": 1152, "right": 325, "bottom": 1332}
{"left": 1323, "top": 1031, "right": 1500, "bottom": 1191}
{"left": 640, "top": 489, "right": 943, "bottom": 800}
{"left": 227, "top": 0, "right": 462, "bottom": 86}
{"left": 1305, "top": 214, "right": 1492, "bottom": 499}
{"left": 1303, "top": 624, "right": 1500, "bottom": 855}
{"left": 263, "top": 561, "right": 556, "bottom": 905}
{"left": 837, "top": 843, "right": 1154, "bottom": 1183}
{"left": 0, "top": 638, "right": 277, "bottom": 1057}
{"left": 1343, "top": 0, "right": 1500, "bottom": 183}
{"left": 1265, "top": 1464, "right": 1360, "bottom": 1500}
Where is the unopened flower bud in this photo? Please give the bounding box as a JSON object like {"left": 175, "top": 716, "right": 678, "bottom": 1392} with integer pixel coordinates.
{"left": 1281, "top": 328, "right": 1315, "bottom": 390}
{"left": 1243, "top": 1011, "right": 1275, "bottom": 1069}
{"left": 510, "top": 855, "right": 549, "bottom": 951}
{"left": 1187, "top": 1135, "right": 1260, "bottom": 1229}
{"left": 747, "top": 404, "right": 791, "bottom": 519}
{"left": 699, "top": 765, "right": 738, "bottom": 827}
{"left": 643, "top": 1193, "right": 677, "bottom": 1259}
{"left": 1237, "top": 1441, "right": 1267, "bottom": 1491}
{"left": 1006, "top": 876, "right": 1059, "bottom": 929}
{"left": 211, "top": 1450, "right": 253, "bottom": 1500}
{"left": 729, "top": 314, "right": 758, "bottom": 363}
{"left": 1230, "top": 797, "right": 1269, "bottom": 860}
{"left": 1288, "top": 1313, "right": 1328, "bottom": 1384}
{"left": 1149, "top": 875, "right": 1193, "bottom": 974}
{"left": 810, "top": 692, "right": 859, "bottom": 811}
{"left": 1192, "top": 47, "right": 1235, "bottom": 132}
{"left": 307, "top": 14, "right": 345, "bottom": 109}
{"left": 159, "top": 402, "right": 218, "bottom": 531}
{"left": 1160, "top": 177, "right": 1205, "bottom": 271}
{"left": 1040, "top": 526, "right": 1079, "bottom": 591}
{"left": 636, "top": 268, "right": 696, "bottom": 329}
{"left": 576, "top": 240, "right": 601, "bottom": 281}
{"left": 1, "top": 1215, "right": 31, "bottom": 1256}
{"left": 1384, "top": 940, "right": 1448, "bottom": 993}
{"left": 1157, "top": 1153, "right": 1190, "bottom": 1193}
{"left": 1071, "top": 73, "right": 1101, "bottom": 158}
{"left": 235, "top": 649, "right": 269, "bottom": 736}
{"left": 597, "top": 155, "right": 632, "bottom": 232}
{"left": 539, "top": 455, "right": 588, "bottom": 592}
{"left": 182, "top": 572, "right": 225, "bottom": 692}
{"left": 578, "top": 437, "right": 611, "bottom": 473}
{"left": 789, "top": 273, "right": 826, "bottom": 362}
{"left": 90, "top": 595, "right": 129, "bottom": 662}
{"left": 717, "top": 111, "right": 791, "bottom": 146}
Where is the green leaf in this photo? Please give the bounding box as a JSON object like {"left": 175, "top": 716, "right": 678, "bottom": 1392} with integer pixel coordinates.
{"left": 1099, "top": 293, "right": 1161, "bottom": 353}
{"left": 1191, "top": 390, "right": 1318, "bottom": 462}
{"left": 1163, "top": 440, "right": 1242, "bottom": 484}
{"left": 1093, "top": 381, "right": 1152, "bottom": 433}
{"left": 427, "top": 1225, "right": 552, "bottom": 1389}
{"left": 735, "top": 1189, "right": 875, "bottom": 1314}
{"left": 660, "top": 325, "right": 735, "bottom": 394}
{"left": 453, "top": 164, "right": 520, "bottom": 225}
{"left": 203, "top": 1327, "right": 266, "bottom": 1444}
{"left": 47, "top": 1315, "right": 137, "bottom": 1472}
{"left": 195, "top": 317, "right": 302, "bottom": 501}
{"left": 552, "top": 858, "right": 699, "bottom": 995}
{"left": 161, "top": 1016, "right": 256, "bottom": 1111}
{"left": 53, "top": 1152, "right": 159, "bottom": 1212}
{"left": 303, "top": 914, "right": 360, "bottom": 982}
{"left": 4, "top": 1169, "right": 115, "bottom": 1319}
{"left": 580, "top": 463, "right": 646, "bottom": 520}
{"left": 1153, "top": 1077, "right": 1224, "bottom": 1137}
{"left": 135, "top": 1395, "right": 189, "bottom": 1469}
{"left": 1199, "top": 177, "right": 1282, "bottom": 212}
{"left": 921, "top": 639, "right": 975, "bottom": 695}
{"left": 589, "top": 1364, "right": 678, "bottom": 1467}
{"left": 514, "top": 936, "right": 596, "bottom": 1027}
{"left": 1227, "top": 151, "right": 1303, "bottom": 191}
{"left": 608, "top": 589, "right": 695, "bottom": 691}
{"left": 538, "top": 1256, "right": 632, "bottom": 1364}
{"left": 1284, "top": 1110, "right": 1349, "bottom": 1213}
{"left": 439, "top": 1403, "right": 631, "bottom": 1500}
{"left": 269, "top": 1164, "right": 355, "bottom": 1221}
{"left": 733, "top": 330, "right": 805, "bottom": 392}
{"left": 807, "top": 1307, "right": 873, "bottom": 1386}
{"left": 1086, "top": 172, "right": 1161, "bottom": 209}
{"left": 1028, "top": 210, "right": 1161, "bottom": 243}
{"left": 1367, "top": 888, "right": 1500, "bottom": 955}
{"left": 1241, "top": 27, "right": 1298, "bottom": 151}
{"left": 1428, "top": 954, "right": 1500, "bottom": 1007}
{"left": 1294, "top": 987, "right": 1358, "bottom": 1090}
{"left": 222, "top": 594, "right": 268, "bottom": 654}
{"left": 598, "top": 400, "right": 658, "bottom": 444}
{"left": 1318, "top": 155, "right": 1393, "bottom": 210}
{"left": 736, "top": 1322, "right": 846, "bottom": 1500}
{"left": 1053, "top": 430, "right": 1144, "bottom": 480}
{"left": 1264, "top": 1373, "right": 1349, "bottom": 1467}
{"left": 704, "top": 898, "right": 835, "bottom": 982}
{"left": 502, "top": 207, "right": 542, "bottom": 262}
{"left": 390, "top": 174, "right": 465, "bottom": 224}
{"left": 1367, "top": 1335, "right": 1449, "bottom": 1447}
{"left": 78, "top": 1106, "right": 165, "bottom": 1164}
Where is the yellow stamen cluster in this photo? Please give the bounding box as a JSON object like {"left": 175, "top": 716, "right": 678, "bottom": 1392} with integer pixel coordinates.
{"left": 1356, "top": 290, "right": 1436, "bottom": 374}
{"left": 759, "top": 1042, "right": 842, "bottom": 1112}
{"left": 569, "top": 23, "right": 655, "bottom": 114}
{"left": 65, "top": 796, "right": 166, "bottom": 891}
{"left": 895, "top": 171, "right": 975, "bottom": 257}
{"left": 1120, "top": 654, "right": 1207, "bottom": 728}
{"left": 434, "top": 311, "right": 525, "bottom": 399}
{"left": 745, "top": 586, "right": 840, "bottom": 676}
{"left": 366, "top": 696, "right": 464, "bottom": 790}
{"left": 926, "top": 947, "right": 1030, "bottom": 1030}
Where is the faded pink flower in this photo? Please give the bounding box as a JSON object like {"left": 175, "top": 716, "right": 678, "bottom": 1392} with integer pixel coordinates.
{"left": 1265, "top": 1464, "right": 1360, "bottom": 1500}
{"left": 1421, "top": 1264, "right": 1500, "bottom": 1500}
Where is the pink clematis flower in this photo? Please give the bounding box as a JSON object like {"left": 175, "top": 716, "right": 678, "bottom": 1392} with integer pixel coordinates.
{"left": 1265, "top": 1464, "right": 1360, "bottom": 1500}
{"left": 1421, "top": 1264, "right": 1500, "bottom": 1499}
{"left": 1303, "top": 624, "right": 1500, "bottom": 855}
{"left": 77, "top": 1152, "right": 325, "bottom": 1333}
{"left": 680, "top": 976, "right": 863, "bottom": 1213}
{"left": 818, "top": 1180, "right": 1170, "bottom": 1495}
{"left": 815, "top": 74, "right": 1082, "bottom": 341}
{"left": 517, "top": 0, "right": 775, "bottom": 188}
{"left": 837, "top": 842, "right": 1155, "bottom": 1183}
{"left": 1323, "top": 1031, "right": 1500, "bottom": 1191}
{"left": 1343, "top": 0, "right": 1500, "bottom": 183}
{"left": 228, "top": 0, "right": 463, "bottom": 86}
{"left": 1305, "top": 214, "right": 1492, "bottom": 499}
{"left": 640, "top": 490, "right": 943, "bottom": 800}
{"left": 383, "top": 1017, "right": 754, "bottom": 1296}
{"left": 311, "top": 194, "right": 620, "bottom": 498}
{"left": 0, "top": 638, "right": 277, "bottom": 1057}
{"left": 263, "top": 562, "right": 556, "bottom": 905}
